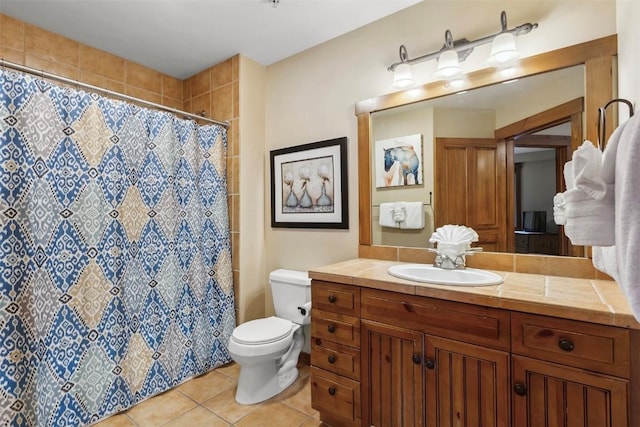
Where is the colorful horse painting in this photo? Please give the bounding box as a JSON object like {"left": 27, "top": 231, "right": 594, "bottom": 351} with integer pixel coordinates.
{"left": 383, "top": 145, "right": 420, "bottom": 185}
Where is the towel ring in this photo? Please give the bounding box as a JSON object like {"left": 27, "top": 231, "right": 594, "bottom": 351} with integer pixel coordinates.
{"left": 597, "top": 98, "right": 635, "bottom": 151}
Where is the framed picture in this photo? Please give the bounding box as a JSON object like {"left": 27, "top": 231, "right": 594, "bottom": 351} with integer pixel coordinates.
{"left": 374, "top": 134, "right": 423, "bottom": 188}
{"left": 270, "top": 137, "right": 348, "bottom": 229}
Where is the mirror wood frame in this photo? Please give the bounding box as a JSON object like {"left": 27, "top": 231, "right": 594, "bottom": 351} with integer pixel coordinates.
{"left": 356, "top": 35, "right": 617, "bottom": 256}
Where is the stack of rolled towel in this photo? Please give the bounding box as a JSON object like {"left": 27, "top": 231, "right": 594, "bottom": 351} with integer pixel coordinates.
{"left": 553, "top": 140, "right": 613, "bottom": 246}
{"left": 554, "top": 114, "right": 640, "bottom": 321}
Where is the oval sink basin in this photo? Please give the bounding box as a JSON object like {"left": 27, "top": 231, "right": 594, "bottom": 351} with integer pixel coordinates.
{"left": 388, "top": 264, "right": 503, "bottom": 286}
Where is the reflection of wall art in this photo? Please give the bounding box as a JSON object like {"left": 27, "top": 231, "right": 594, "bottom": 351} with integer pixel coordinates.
{"left": 375, "top": 134, "right": 423, "bottom": 188}
{"left": 270, "top": 137, "right": 348, "bottom": 229}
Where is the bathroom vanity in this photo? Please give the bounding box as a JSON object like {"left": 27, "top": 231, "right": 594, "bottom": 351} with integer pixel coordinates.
{"left": 308, "top": 258, "right": 640, "bottom": 427}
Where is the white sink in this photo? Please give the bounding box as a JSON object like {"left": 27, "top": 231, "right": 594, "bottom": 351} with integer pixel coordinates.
{"left": 388, "top": 264, "right": 503, "bottom": 286}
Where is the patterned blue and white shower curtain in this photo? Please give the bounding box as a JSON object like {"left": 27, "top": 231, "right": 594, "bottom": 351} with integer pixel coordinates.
{"left": 0, "top": 70, "right": 235, "bottom": 426}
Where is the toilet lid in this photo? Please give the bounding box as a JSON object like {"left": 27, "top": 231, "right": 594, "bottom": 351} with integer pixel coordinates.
{"left": 232, "top": 316, "right": 294, "bottom": 345}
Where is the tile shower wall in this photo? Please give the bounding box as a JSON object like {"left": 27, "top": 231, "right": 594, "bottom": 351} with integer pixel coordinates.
{"left": 183, "top": 59, "right": 241, "bottom": 314}
{"left": 0, "top": 13, "right": 241, "bottom": 313}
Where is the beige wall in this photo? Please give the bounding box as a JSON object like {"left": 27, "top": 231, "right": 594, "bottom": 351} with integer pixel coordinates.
{"left": 617, "top": 0, "right": 640, "bottom": 116}
{"left": 264, "top": 1, "right": 617, "bottom": 305}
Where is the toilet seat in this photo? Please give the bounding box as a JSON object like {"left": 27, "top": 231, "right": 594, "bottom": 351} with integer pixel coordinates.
{"left": 232, "top": 316, "right": 293, "bottom": 345}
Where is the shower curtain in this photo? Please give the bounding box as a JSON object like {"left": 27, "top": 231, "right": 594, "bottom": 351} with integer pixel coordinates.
{"left": 0, "top": 70, "right": 235, "bottom": 426}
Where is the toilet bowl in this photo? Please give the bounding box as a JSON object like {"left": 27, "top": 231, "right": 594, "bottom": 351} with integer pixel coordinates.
{"left": 228, "top": 269, "right": 311, "bottom": 404}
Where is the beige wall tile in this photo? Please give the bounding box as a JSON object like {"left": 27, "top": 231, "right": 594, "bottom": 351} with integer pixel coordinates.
{"left": 359, "top": 244, "right": 398, "bottom": 261}
{"left": 25, "top": 24, "right": 79, "bottom": 67}
{"left": 233, "top": 271, "right": 240, "bottom": 311}
{"left": 126, "top": 61, "right": 162, "bottom": 94}
{"left": 190, "top": 69, "right": 210, "bottom": 97}
{"left": 398, "top": 247, "right": 436, "bottom": 264}
{"left": 191, "top": 93, "right": 209, "bottom": 117}
{"left": 231, "top": 55, "right": 239, "bottom": 81}
{"left": 80, "top": 45, "right": 125, "bottom": 82}
{"left": 0, "top": 47, "right": 24, "bottom": 64}
{"left": 161, "top": 97, "right": 184, "bottom": 111}
{"left": 232, "top": 81, "right": 239, "bottom": 119}
{"left": 1, "top": 14, "right": 25, "bottom": 51}
{"left": 124, "top": 85, "right": 162, "bottom": 105}
{"left": 231, "top": 157, "right": 239, "bottom": 195}
{"left": 211, "top": 58, "right": 232, "bottom": 89}
{"left": 230, "top": 194, "right": 239, "bottom": 233}
{"left": 25, "top": 54, "right": 79, "bottom": 80}
{"left": 466, "top": 252, "right": 515, "bottom": 272}
{"left": 211, "top": 85, "right": 232, "bottom": 122}
{"left": 232, "top": 232, "right": 239, "bottom": 270}
{"left": 515, "top": 254, "right": 596, "bottom": 279}
{"left": 162, "top": 74, "right": 183, "bottom": 100}
{"left": 80, "top": 71, "right": 126, "bottom": 94}
{"left": 229, "top": 119, "right": 239, "bottom": 157}
{"left": 182, "top": 78, "right": 191, "bottom": 102}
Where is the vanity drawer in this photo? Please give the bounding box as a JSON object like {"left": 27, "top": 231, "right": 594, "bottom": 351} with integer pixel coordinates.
{"left": 361, "top": 288, "right": 510, "bottom": 350}
{"left": 511, "top": 312, "right": 630, "bottom": 378}
{"left": 312, "top": 337, "right": 360, "bottom": 380}
{"left": 311, "top": 366, "right": 361, "bottom": 427}
{"left": 312, "top": 309, "right": 360, "bottom": 348}
{"left": 312, "top": 281, "right": 360, "bottom": 316}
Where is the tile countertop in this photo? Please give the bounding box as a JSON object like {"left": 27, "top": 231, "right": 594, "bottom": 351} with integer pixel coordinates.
{"left": 308, "top": 258, "right": 640, "bottom": 330}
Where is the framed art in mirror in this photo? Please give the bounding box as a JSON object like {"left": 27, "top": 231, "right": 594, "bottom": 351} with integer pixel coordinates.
{"left": 270, "top": 137, "right": 348, "bottom": 229}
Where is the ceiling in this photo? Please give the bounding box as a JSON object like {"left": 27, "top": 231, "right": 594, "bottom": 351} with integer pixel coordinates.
{"left": 1, "top": 0, "right": 422, "bottom": 79}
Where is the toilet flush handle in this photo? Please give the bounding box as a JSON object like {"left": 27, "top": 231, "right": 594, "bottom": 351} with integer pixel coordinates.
{"left": 297, "top": 306, "right": 307, "bottom": 316}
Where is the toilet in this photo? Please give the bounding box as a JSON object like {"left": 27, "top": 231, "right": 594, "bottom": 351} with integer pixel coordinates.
{"left": 228, "top": 269, "right": 311, "bottom": 404}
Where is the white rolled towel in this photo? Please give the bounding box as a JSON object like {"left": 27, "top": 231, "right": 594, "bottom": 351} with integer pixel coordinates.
{"left": 563, "top": 185, "right": 614, "bottom": 246}
{"left": 553, "top": 193, "right": 566, "bottom": 225}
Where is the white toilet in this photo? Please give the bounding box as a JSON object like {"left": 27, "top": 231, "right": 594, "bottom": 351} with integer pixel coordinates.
{"left": 228, "top": 269, "right": 311, "bottom": 404}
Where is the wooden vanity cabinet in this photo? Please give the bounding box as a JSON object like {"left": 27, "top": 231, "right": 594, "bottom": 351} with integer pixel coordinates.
{"left": 360, "top": 288, "right": 511, "bottom": 427}
{"left": 310, "top": 280, "right": 637, "bottom": 427}
{"left": 310, "top": 281, "right": 362, "bottom": 427}
{"left": 510, "top": 312, "right": 631, "bottom": 427}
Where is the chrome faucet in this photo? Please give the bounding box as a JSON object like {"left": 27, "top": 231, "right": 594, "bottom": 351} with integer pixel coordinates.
{"left": 428, "top": 247, "right": 482, "bottom": 270}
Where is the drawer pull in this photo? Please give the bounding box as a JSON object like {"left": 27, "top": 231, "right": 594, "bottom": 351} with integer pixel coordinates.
{"left": 514, "top": 383, "right": 527, "bottom": 396}
{"left": 328, "top": 294, "right": 337, "bottom": 303}
{"left": 425, "top": 358, "right": 435, "bottom": 370}
{"left": 328, "top": 354, "right": 336, "bottom": 364}
{"left": 412, "top": 353, "right": 422, "bottom": 365}
{"left": 327, "top": 324, "right": 336, "bottom": 333}
{"left": 558, "top": 338, "right": 574, "bottom": 352}
{"left": 328, "top": 387, "right": 336, "bottom": 396}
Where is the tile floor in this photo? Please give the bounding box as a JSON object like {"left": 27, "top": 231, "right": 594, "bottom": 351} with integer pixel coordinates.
{"left": 93, "top": 362, "right": 325, "bottom": 427}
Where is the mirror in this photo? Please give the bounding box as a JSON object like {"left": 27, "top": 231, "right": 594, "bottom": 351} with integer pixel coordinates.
{"left": 356, "top": 36, "right": 617, "bottom": 258}
{"left": 370, "top": 66, "right": 583, "bottom": 253}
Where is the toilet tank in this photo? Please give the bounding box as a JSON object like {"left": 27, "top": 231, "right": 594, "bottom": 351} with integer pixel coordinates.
{"left": 270, "top": 269, "right": 311, "bottom": 325}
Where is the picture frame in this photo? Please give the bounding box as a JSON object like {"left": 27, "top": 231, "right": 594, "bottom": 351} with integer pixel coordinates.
{"left": 270, "top": 137, "right": 348, "bottom": 229}
{"left": 374, "top": 133, "right": 423, "bottom": 188}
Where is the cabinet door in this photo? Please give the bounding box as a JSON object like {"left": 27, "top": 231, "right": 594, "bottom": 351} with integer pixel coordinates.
{"left": 362, "top": 320, "right": 424, "bottom": 427}
{"left": 512, "top": 355, "right": 628, "bottom": 427}
{"left": 426, "top": 336, "right": 510, "bottom": 427}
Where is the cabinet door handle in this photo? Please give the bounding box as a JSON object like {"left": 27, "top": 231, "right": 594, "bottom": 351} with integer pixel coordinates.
{"left": 328, "top": 294, "right": 337, "bottom": 303}
{"left": 328, "top": 387, "right": 336, "bottom": 396}
{"left": 412, "top": 353, "right": 422, "bottom": 365}
{"left": 425, "top": 358, "right": 435, "bottom": 369}
{"left": 327, "top": 324, "right": 336, "bottom": 333}
{"left": 558, "top": 338, "right": 574, "bottom": 352}
{"left": 328, "top": 354, "right": 336, "bottom": 364}
{"left": 514, "top": 383, "right": 527, "bottom": 396}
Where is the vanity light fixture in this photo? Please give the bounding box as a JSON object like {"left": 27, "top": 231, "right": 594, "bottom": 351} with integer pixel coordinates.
{"left": 388, "top": 11, "right": 537, "bottom": 88}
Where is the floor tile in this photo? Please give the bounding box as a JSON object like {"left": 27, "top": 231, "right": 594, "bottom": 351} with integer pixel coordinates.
{"left": 201, "top": 387, "right": 257, "bottom": 424}
{"left": 177, "top": 369, "right": 236, "bottom": 403}
{"left": 161, "top": 406, "right": 231, "bottom": 427}
{"left": 234, "top": 401, "right": 311, "bottom": 427}
{"left": 277, "top": 376, "right": 318, "bottom": 418}
{"left": 125, "top": 388, "right": 198, "bottom": 427}
{"left": 215, "top": 361, "right": 241, "bottom": 380}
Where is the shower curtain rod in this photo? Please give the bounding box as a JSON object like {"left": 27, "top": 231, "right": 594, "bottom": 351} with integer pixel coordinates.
{"left": 0, "top": 58, "right": 229, "bottom": 128}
